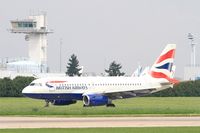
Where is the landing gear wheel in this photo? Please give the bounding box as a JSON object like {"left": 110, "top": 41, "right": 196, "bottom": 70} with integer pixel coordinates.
{"left": 106, "top": 103, "right": 115, "bottom": 107}
{"left": 83, "top": 104, "right": 89, "bottom": 107}
{"left": 44, "top": 100, "right": 50, "bottom": 107}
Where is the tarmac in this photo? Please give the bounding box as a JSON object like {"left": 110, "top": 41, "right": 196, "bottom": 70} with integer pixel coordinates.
{"left": 1, "top": 117, "right": 200, "bottom": 129}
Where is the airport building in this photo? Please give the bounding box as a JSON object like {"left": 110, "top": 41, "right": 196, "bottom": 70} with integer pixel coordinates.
{"left": 0, "top": 13, "right": 67, "bottom": 79}
{"left": 10, "top": 13, "right": 53, "bottom": 73}
{"left": 184, "top": 65, "right": 200, "bottom": 80}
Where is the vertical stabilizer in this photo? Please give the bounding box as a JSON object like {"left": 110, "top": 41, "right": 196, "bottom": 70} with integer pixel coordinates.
{"left": 150, "top": 44, "right": 178, "bottom": 83}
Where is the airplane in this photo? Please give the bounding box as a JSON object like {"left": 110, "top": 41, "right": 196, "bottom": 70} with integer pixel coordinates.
{"left": 131, "top": 65, "right": 150, "bottom": 77}
{"left": 131, "top": 65, "right": 143, "bottom": 77}
{"left": 22, "top": 44, "right": 178, "bottom": 107}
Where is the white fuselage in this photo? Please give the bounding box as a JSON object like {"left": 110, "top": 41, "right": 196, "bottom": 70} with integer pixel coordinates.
{"left": 22, "top": 76, "right": 170, "bottom": 101}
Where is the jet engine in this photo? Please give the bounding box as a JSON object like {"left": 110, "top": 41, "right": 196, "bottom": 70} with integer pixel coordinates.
{"left": 83, "top": 94, "right": 109, "bottom": 106}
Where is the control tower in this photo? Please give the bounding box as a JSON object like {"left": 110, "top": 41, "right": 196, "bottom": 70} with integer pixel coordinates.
{"left": 10, "top": 13, "right": 53, "bottom": 73}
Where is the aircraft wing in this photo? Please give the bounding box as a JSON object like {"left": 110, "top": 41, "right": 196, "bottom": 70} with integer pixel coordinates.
{"left": 104, "top": 88, "right": 157, "bottom": 99}
{"left": 84, "top": 87, "right": 157, "bottom": 100}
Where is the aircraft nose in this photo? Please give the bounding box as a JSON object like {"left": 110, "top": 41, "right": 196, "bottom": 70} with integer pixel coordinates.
{"left": 22, "top": 86, "right": 39, "bottom": 99}
{"left": 22, "top": 86, "right": 30, "bottom": 96}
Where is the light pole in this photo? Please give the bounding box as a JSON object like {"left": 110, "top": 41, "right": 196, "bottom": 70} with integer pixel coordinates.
{"left": 59, "top": 38, "right": 62, "bottom": 72}
{"left": 188, "top": 33, "right": 196, "bottom": 67}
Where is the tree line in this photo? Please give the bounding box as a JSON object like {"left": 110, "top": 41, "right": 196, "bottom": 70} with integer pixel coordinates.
{"left": 66, "top": 54, "right": 125, "bottom": 77}
{"left": 0, "top": 76, "right": 35, "bottom": 97}
{"left": 150, "top": 80, "right": 200, "bottom": 97}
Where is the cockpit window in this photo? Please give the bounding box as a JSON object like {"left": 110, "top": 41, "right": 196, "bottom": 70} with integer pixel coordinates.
{"left": 29, "top": 83, "right": 42, "bottom": 86}
{"left": 29, "top": 83, "right": 35, "bottom": 86}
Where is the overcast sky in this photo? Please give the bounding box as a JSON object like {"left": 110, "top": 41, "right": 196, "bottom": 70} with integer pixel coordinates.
{"left": 0, "top": 0, "right": 200, "bottom": 78}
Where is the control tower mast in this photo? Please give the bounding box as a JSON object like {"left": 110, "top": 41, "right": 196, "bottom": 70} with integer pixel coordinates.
{"left": 10, "top": 13, "right": 53, "bottom": 73}
{"left": 188, "top": 33, "right": 196, "bottom": 66}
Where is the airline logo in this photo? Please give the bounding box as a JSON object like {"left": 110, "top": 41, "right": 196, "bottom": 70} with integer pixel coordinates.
{"left": 45, "top": 81, "right": 67, "bottom": 88}
{"left": 156, "top": 49, "right": 175, "bottom": 64}
{"left": 150, "top": 44, "right": 179, "bottom": 84}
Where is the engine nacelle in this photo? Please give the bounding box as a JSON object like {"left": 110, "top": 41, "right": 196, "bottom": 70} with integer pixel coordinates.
{"left": 52, "top": 100, "right": 76, "bottom": 106}
{"left": 83, "top": 94, "right": 109, "bottom": 106}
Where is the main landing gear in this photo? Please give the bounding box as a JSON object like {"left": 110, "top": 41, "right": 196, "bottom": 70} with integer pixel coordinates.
{"left": 106, "top": 99, "right": 115, "bottom": 107}
{"left": 106, "top": 103, "right": 115, "bottom": 107}
{"left": 44, "top": 100, "right": 50, "bottom": 107}
{"left": 83, "top": 104, "right": 89, "bottom": 107}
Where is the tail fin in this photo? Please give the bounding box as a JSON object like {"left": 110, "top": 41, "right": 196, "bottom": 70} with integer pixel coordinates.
{"left": 170, "top": 65, "right": 176, "bottom": 78}
{"left": 150, "top": 44, "right": 179, "bottom": 84}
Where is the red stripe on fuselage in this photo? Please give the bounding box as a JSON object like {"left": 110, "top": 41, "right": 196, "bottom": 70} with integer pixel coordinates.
{"left": 156, "top": 49, "right": 175, "bottom": 64}
{"left": 48, "top": 81, "right": 67, "bottom": 83}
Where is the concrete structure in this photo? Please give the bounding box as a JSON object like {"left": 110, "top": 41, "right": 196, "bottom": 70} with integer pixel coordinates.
{"left": 0, "top": 13, "right": 95, "bottom": 79}
{"left": 10, "top": 13, "right": 53, "bottom": 73}
{"left": 0, "top": 70, "right": 66, "bottom": 79}
{"left": 7, "top": 61, "right": 40, "bottom": 73}
{"left": 184, "top": 65, "right": 200, "bottom": 80}
{"left": 0, "top": 13, "right": 74, "bottom": 79}
{"left": 184, "top": 33, "right": 200, "bottom": 80}
{"left": 188, "top": 33, "right": 196, "bottom": 66}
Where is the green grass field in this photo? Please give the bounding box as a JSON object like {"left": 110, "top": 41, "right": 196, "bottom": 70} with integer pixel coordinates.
{"left": 0, "top": 127, "right": 200, "bottom": 133}
{"left": 1, "top": 97, "right": 200, "bottom": 116}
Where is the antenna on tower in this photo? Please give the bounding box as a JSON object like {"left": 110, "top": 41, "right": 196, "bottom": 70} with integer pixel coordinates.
{"left": 188, "top": 33, "right": 196, "bottom": 67}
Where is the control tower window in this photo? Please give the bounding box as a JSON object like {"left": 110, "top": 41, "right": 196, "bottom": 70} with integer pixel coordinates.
{"left": 24, "top": 23, "right": 28, "bottom": 27}
{"left": 18, "top": 23, "right": 22, "bottom": 28}
{"left": 17, "top": 22, "right": 36, "bottom": 28}
{"left": 29, "top": 23, "right": 33, "bottom": 27}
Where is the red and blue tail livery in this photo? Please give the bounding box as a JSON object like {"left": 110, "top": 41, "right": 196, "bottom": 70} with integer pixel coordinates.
{"left": 150, "top": 44, "right": 178, "bottom": 84}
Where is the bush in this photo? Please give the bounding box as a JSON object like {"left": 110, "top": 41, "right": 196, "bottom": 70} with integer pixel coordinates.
{"left": 0, "top": 76, "right": 35, "bottom": 97}
{"left": 149, "top": 80, "right": 200, "bottom": 97}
